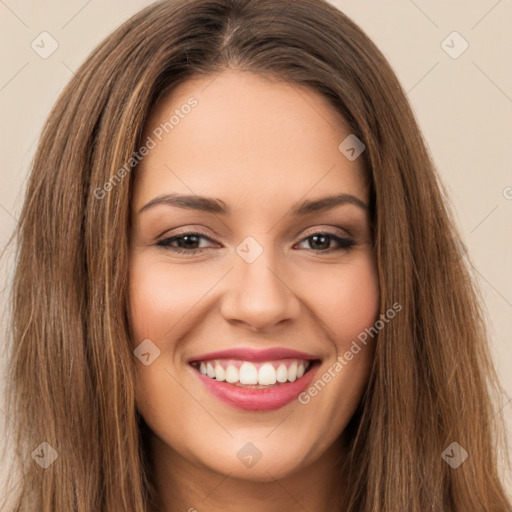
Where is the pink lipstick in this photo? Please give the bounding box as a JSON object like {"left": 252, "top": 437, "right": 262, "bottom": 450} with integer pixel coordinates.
{"left": 188, "top": 347, "right": 321, "bottom": 411}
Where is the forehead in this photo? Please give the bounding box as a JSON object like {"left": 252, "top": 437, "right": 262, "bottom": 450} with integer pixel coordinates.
{"left": 133, "top": 69, "right": 368, "bottom": 211}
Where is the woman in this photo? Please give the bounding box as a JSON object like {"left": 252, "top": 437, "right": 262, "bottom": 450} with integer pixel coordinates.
{"left": 2, "top": 0, "right": 510, "bottom": 510}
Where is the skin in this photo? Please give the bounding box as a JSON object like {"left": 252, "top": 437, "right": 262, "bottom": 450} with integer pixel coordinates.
{"left": 129, "top": 69, "right": 380, "bottom": 512}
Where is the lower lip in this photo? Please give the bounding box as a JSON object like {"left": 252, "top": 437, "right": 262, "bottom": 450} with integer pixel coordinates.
{"left": 191, "top": 361, "right": 320, "bottom": 411}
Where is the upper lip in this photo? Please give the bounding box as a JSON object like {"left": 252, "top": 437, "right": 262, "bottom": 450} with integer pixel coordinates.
{"left": 187, "top": 347, "right": 320, "bottom": 363}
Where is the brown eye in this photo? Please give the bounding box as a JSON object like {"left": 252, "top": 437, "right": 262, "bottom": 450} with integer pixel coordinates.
{"left": 156, "top": 232, "right": 216, "bottom": 254}
{"left": 296, "top": 232, "right": 355, "bottom": 253}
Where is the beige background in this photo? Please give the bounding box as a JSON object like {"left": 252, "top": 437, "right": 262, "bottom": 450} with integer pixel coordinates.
{"left": 0, "top": 0, "right": 511, "bottom": 500}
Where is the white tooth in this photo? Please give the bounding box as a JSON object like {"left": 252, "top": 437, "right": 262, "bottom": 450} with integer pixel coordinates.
{"left": 276, "top": 364, "right": 288, "bottom": 382}
{"left": 296, "top": 363, "right": 305, "bottom": 378}
{"left": 239, "top": 362, "right": 258, "bottom": 384}
{"left": 225, "top": 365, "right": 239, "bottom": 383}
{"left": 214, "top": 363, "right": 226, "bottom": 381}
{"left": 258, "top": 363, "right": 277, "bottom": 385}
{"left": 288, "top": 361, "right": 298, "bottom": 382}
{"left": 199, "top": 362, "right": 207, "bottom": 375}
{"left": 206, "top": 362, "right": 215, "bottom": 378}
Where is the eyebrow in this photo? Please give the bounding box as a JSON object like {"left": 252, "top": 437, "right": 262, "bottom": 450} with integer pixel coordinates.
{"left": 138, "top": 192, "right": 369, "bottom": 216}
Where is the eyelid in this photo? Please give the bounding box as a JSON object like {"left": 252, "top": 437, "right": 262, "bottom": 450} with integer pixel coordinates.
{"left": 157, "top": 224, "right": 351, "bottom": 244}
{"left": 300, "top": 225, "right": 351, "bottom": 239}
{"left": 155, "top": 225, "right": 219, "bottom": 241}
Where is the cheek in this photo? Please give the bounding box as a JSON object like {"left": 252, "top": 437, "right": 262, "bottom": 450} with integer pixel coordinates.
{"left": 296, "top": 256, "right": 379, "bottom": 437}
{"left": 128, "top": 257, "right": 210, "bottom": 343}
{"left": 129, "top": 250, "right": 381, "bottom": 350}
{"left": 340, "top": 261, "right": 380, "bottom": 341}
{"left": 304, "top": 253, "right": 380, "bottom": 345}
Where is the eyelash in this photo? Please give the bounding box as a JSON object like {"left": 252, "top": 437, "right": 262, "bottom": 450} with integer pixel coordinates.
{"left": 155, "top": 230, "right": 356, "bottom": 255}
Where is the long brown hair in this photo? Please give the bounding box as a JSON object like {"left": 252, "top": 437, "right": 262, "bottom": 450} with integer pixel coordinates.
{"left": 2, "top": 0, "right": 510, "bottom": 510}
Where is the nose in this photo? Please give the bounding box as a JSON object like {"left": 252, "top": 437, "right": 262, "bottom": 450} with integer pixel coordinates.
{"left": 220, "top": 241, "right": 301, "bottom": 331}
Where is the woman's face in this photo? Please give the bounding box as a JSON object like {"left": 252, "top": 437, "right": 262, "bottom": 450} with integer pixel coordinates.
{"left": 129, "top": 69, "right": 379, "bottom": 481}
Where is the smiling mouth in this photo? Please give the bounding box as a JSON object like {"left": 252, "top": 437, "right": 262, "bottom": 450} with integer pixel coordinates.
{"left": 189, "top": 358, "right": 316, "bottom": 388}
